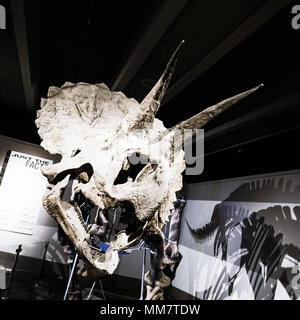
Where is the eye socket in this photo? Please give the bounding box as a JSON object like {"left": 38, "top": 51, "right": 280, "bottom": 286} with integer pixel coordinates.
{"left": 113, "top": 152, "right": 160, "bottom": 185}
{"left": 113, "top": 153, "right": 148, "bottom": 185}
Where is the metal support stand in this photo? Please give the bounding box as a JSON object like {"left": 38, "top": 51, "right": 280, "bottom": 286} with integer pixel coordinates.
{"left": 139, "top": 241, "right": 146, "bottom": 300}
{"left": 63, "top": 204, "right": 158, "bottom": 300}
{"left": 63, "top": 214, "right": 89, "bottom": 300}
{"left": 99, "top": 279, "right": 105, "bottom": 299}
{"left": 86, "top": 279, "right": 106, "bottom": 300}
{"left": 86, "top": 280, "right": 96, "bottom": 300}
{"left": 84, "top": 207, "right": 121, "bottom": 300}
{"left": 108, "top": 207, "right": 119, "bottom": 242}
{"left": 85, "top": 240, "right": 147, "bottom": 300}
{"left": 1, "top": 244, "right": 22, "bottom": 300}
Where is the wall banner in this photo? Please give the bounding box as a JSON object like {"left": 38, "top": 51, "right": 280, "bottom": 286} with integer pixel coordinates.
{"left": 0, "top": 150, "right": 52, "bottom": 235}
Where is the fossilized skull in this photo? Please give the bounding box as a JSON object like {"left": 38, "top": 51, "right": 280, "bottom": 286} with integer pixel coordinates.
{"left": 35, "top": 41, "right": 263, "bottom": 277}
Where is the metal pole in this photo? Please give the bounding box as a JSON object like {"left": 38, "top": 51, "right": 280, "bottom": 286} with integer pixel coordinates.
{"left": 63, "top": 253, "right": 79, "bottom": 300}
{"left": 99, "top": 279, "right": 105, "bottom": 300}
{"left": 86, "top": 281, "right": 96, "bottom": 300}
{"left": 108, "top": 207, "right": 118, "bottom": 242}
{"left": 4, "top": 244, "right": 22, "bottom": 299}
{"left": 139, "top": 242, "right": 146, "bottom": 300}
{"left": 63, "top": 214, "right": 89, "bottom": 300}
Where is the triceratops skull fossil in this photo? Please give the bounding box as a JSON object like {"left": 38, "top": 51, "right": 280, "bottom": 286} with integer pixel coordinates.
{"left": 35, "top": 41, "right": 262, "bottom": 284}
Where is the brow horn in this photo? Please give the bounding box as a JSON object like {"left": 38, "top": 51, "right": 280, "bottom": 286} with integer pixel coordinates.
{"left": 139, "top": 40, "right": 185, "bottom": 123}
{"left": 170, "top": 84, "right": 264, "bottom": 137}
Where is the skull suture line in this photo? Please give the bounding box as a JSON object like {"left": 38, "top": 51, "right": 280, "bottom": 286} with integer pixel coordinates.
{"left": 35, "top": 41, "right": 263, "bottom": 299}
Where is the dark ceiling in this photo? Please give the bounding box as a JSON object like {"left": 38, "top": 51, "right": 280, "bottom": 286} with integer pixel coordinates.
{"left": 0, "top": 0, "right": 299, "bottom": 183}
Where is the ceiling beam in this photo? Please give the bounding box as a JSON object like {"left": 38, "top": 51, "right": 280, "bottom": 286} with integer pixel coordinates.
{"left": 204, "top": 124, "right": 300, "bottom": 158}
{"left": 10, "top": 0, "right": 38, "bottom": 115}
{"left": 163, "top": 0, "right": 293, "bottom": 105}
{"left": 111, "top": 0, "right": 188, "bottom": 92}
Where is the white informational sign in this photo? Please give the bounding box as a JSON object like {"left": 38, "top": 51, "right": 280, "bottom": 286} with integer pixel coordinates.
{"left": 0, "top": 151, "right": 52, "bottom": 235}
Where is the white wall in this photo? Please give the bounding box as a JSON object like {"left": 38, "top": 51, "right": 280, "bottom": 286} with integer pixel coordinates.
{"left": 172, "top": 169, "right": 300, "bottom": 300}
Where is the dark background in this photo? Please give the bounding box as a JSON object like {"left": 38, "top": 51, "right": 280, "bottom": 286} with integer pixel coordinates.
{"left": 0, "top": 0, "right": 299, "bottom": 183}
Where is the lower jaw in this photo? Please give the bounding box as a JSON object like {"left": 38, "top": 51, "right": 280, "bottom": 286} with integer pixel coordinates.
{"left": 43, "top": 176, "right": 146, "bottom": 276}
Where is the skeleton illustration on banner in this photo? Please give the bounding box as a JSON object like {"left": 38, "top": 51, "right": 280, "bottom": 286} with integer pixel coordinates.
{"left": 35, "top": 41, "right": 262, "bottom": 300}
